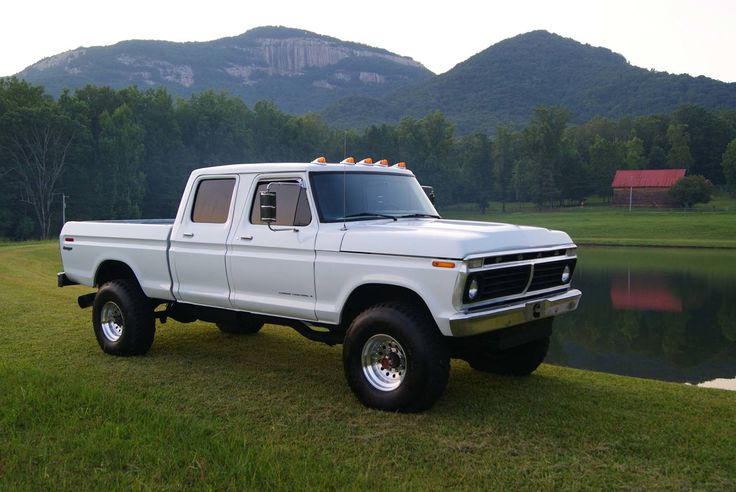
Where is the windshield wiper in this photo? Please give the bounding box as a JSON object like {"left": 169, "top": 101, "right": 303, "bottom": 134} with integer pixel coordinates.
{"left": 398, "top": 213, "right": 441, "bottom": 219}
{"left": 343, "top": 212, "right": 398, "bottom": 221}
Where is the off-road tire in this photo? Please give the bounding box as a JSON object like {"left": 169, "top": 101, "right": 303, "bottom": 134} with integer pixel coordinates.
{"left": 343, "top": 302, "right": 449, "bottom": 412}
{"left": 92, "top": 279, "right": 155, "bottom": 356}
{"left": 216, "top": 321, "right": 263, "bottom": 335}
{"left": 467, "top": 335, "right": 550, "bottom": 376}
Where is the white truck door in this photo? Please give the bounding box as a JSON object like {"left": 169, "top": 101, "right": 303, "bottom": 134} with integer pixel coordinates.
{"left": 227, "top": 174, "right": 317, "bottom": 321}
{"left": 170, "top": 175, "right": 239, "bottom": 308}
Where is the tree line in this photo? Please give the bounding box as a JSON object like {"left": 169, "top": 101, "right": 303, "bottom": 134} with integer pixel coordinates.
{"left": 1, "top": 77, "right": 736, "bottom": 239}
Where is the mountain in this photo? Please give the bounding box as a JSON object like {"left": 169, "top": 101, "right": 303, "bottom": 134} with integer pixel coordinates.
{"left": 323, "top": 30, "right": 736, "bottom": 133}
{"left": 15, "top": 26, "right": 433, "bottom": 114}
{"left": 16, "top": 29, "right": 736, "bottom": 133}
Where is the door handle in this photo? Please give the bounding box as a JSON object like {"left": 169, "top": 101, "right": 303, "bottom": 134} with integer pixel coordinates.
{"left": 183, "top": 232, "right": 194, "bottom": 238}
{"left": 240, "top": 236, "right": 253, "bottom": 241}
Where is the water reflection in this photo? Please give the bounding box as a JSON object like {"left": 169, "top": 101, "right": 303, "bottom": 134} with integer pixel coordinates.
{"left": 548, "top": 247, "right": 736, "bottom": 388}
{"left": 610, "top": 272, "right": 682, "bottom": 312}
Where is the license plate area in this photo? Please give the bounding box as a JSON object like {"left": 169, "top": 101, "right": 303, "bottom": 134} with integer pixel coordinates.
{"left": 525, "top": 300, "right": 546, "bottom": 320}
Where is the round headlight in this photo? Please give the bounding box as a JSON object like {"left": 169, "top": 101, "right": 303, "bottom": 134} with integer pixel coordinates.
{"left": 561, "top": 265, "right": 571, "bottom": 283}
{"left": 468, "top": 278, "right": 479, "bottom": 301}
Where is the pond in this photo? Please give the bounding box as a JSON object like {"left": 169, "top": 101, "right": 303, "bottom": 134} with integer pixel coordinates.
{"left": 547, "top": 246, "right": 736, "bottom": 390}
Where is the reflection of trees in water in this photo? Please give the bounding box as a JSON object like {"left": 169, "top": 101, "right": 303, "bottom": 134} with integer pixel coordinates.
{"left": 551, "top": 264, "right": 736, "bottom": 383}
{"left": 719, "top": 302, "right": 736, "bottom": 343}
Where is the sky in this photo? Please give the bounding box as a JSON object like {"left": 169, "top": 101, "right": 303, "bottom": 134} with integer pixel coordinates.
{"left": 2, "top": 0, "right": 735, "bottom": 82}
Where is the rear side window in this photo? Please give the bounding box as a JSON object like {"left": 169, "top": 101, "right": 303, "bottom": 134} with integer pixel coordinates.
{"left": 250, "top": 181, "right": 311, "bottom": 226}
{"left": 191, "top": 178, "right": 236, "bottom": 223}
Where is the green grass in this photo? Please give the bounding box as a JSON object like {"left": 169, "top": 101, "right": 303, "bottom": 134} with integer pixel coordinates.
{"left": 439, "top": 191, "right": 736, "bottom": 249}
{"left": 442, "top": 207, "right": 736, "bottom": 248}
{"left": 2, "top": 243, "right": 736, "bottom": 490}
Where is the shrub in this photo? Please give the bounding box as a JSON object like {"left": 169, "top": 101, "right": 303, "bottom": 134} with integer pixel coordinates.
{"left": 668, "top": 175, "right": 713, "bottom": 208}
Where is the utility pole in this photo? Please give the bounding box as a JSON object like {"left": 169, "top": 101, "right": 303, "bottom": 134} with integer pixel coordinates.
{"left": 62, "top": 193, "right": 68, "bottom": 224}
{"left": 629, "top": 186, "right": 633, "bottom": 212}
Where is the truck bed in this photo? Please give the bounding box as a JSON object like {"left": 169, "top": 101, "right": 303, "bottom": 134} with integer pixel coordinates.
{"left": 59, "top": 220, "right": 175, "bottom": 300}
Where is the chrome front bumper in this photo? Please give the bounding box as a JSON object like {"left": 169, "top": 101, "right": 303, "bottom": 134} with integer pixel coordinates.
{"left": 448, "top": 289, "right": 582, "bottom": 337}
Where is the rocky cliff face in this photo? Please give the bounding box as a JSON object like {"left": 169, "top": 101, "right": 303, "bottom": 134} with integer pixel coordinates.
{"left": 16, "top": 26, "right": 433, "bottom": 114}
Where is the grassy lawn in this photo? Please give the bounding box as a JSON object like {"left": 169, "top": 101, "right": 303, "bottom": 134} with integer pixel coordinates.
{"left": 1, "top": 242, "right": 735, "bottom": 489}
{"left": 442, "top": 207, "right": 736, "bottom": 248}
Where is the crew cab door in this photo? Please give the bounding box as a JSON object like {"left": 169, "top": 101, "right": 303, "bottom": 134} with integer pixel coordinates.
{"left": 227, "top": 174, "right": 317, "bottom": 320}
{"left": 170, "top": 175, "right": 239, "bottom": 308}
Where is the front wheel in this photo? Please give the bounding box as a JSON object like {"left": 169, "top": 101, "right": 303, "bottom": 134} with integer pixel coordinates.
{"left": 92, "top": 279, "right": 155, "bottom": 356}
{"left": 343, "top": 302, "right": 449, "bottom": 412}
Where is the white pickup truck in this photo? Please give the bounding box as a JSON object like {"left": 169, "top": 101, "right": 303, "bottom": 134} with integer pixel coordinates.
{"left": 58, "top": 158, "right": 581, "bottom": 412}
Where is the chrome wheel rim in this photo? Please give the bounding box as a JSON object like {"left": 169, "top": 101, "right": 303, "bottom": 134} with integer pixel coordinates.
{"left": 361, "top": 334, "right": 407, "bottom": 391}
{"left": 100, "top": 301, "right": 124, "bottom": 342}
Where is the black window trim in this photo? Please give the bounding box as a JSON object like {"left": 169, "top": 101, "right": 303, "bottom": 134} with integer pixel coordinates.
{"left": 249, "top": 177, "right": 313, "bottom": 227}
{"left": 189, "top": 176, "right": 237, "bottom": 224}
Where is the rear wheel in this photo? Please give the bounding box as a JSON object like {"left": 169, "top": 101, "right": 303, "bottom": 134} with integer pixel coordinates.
{"left": 92, "top": 279, "right": 155, "bottom": 356}
{"left": 343, "top": 302, "right": 449, "bottom": 412}
{"left": 467, "top": 335, "right": 550, "bottom": 376}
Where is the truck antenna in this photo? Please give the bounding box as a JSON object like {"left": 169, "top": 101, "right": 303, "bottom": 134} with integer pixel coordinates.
{"left": 341, "top": 163, "right": 347, "bottom": 231}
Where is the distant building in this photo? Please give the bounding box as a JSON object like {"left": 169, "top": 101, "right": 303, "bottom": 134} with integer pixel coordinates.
{"left": 611, "top": 169, "right": 686, "bottom": 208}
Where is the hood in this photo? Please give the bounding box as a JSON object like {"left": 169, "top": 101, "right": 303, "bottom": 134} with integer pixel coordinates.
{"left": 339, "top": 219, "right": 574, "bottom": 259}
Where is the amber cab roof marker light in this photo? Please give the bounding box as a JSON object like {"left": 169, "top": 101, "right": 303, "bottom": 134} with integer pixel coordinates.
{"left": 375, "top": 159, "right": 388, "bottom": 167}
{"left": 340, "top": 157, "right": 355, "bottom": 164}
{"left": 392, "top": 162, "right": 407, "bottom": 169}
{"left": 432, "top": 261, "right": 456, "bottom": 269}
{"left": 357, "top": 158, "right": 373, "bottom": 165}
{"left": 311, "top": 156, "right": 327, "bottom": 164}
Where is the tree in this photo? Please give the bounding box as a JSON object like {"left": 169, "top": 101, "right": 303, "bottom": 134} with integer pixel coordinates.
{"left": 722, "top": 138, "right": 736, "bottom": 195}
{"left": 587, "top": 135, "right": 625, "bottom": 198}
{"left": 0, "top": 106, "right": 78, "bottom": 238}
{"left": 666, "top": 123, "right": 694, "bottom": 169}
{"left": 668, "top": 175, "right": 712, "bottom": 208}
{"left": 493, "top": 125, "right": 519, "bottom": 212}
{"left": 623, "top": 133, "right": 645, "bottom": 169}
{"left": 458, "top": 133, "right": 492, "bottom": 212}
{"left": 96, "top": 104, "right": 146, "bottom": 219}
{"left": 518, "top": 106, "right": 570, "bottom": 206}
{"left": 673, "top": 104, "right": 734, "bottom": 183}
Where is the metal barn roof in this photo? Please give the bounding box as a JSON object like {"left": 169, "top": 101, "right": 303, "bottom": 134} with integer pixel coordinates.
{"left": 611, "top": 169, "right": 686, "bottom": 188}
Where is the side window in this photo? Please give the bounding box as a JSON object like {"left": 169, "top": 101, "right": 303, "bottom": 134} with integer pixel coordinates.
{"left": 191, "top": 178, "right": 236, "bottom": 223}
{"left": 250, "top": 181, "right": 312, "bottom": 226}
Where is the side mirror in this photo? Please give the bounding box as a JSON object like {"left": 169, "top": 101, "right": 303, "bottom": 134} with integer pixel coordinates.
{"left": 421, "top": 185, "right": 435, "bottom": 204}
{"left": 260, "top": 190, "right": 277, "bottom": 223}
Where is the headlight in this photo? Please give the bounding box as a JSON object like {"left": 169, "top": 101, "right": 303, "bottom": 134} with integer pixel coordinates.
{"left": 561, "top": 265, "right": 571, "bottom": 283}
{"left": 467, "top": 258, "right": 483, "bottom": 269}
{"left": 467, "top": 278, "right": 479, "bottom": 301}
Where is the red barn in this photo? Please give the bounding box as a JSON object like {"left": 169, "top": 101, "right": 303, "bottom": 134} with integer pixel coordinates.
{"left": 611, "top": 169, "right": 686, "bottom": 208}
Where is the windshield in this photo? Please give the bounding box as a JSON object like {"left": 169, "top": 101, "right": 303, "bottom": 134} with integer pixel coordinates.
{"left": 310, "top": 171, "right": 439, "bottom": 223}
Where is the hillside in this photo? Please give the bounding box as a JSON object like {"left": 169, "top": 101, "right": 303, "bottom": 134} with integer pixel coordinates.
{"left": 15, "top": 26, "right": 433, "bottom": 114}
{"left": 324, "top": 31, "right": 736, "bottom": 133}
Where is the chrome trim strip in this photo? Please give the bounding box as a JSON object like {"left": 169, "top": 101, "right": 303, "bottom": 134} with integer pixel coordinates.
{"left": 463, "top": 244, "right": 576, "bottom": 261}
{"left": 462, "top": 283, "right": 572, "bottom": 311}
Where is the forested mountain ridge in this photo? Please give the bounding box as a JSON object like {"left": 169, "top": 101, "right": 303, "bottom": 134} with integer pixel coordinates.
{"left": 16, "top": 26, "right": 433, "bottom": 114}
{"left": 324, "top": 31, "right": 736, "bottom": 133}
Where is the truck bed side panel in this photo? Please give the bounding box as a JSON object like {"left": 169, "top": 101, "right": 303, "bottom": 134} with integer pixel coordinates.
{"left": 60, "top": 221, "right": 174, "bottom": 300}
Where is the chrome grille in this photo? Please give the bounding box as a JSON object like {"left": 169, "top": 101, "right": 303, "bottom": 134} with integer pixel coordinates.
{"left": 464, "top": 257, "right": 577, "bottom": 305}
{"left": 465, "top": 265, "right": 531, "bottom": 303}
{"left": 528, "top": 259, "right": 576, "bottom": 292}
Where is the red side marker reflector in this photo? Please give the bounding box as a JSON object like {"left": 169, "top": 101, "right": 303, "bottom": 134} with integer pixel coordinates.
{"left": 432, "top": 261, "right": 455, "bottom": 269}
{"left": 65, "top": 237, "right": 74, "bottom": 242}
